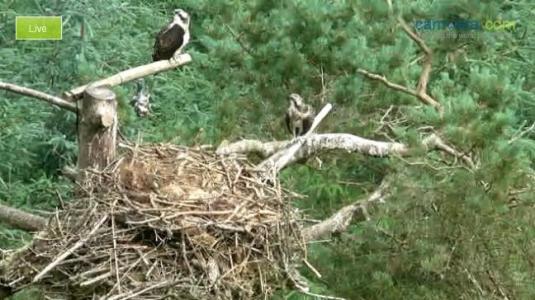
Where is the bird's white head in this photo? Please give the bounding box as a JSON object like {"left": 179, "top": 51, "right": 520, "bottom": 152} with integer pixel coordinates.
{"left": 289, "top": 93, "right": 304, "bottom": 108}
{"left": 173, "top": 9, "right": 190, "bottom": 28}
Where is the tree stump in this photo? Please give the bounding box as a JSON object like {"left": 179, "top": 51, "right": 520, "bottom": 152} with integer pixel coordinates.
{"left": 77, "top": 85, "right": 117, "bottom": 170}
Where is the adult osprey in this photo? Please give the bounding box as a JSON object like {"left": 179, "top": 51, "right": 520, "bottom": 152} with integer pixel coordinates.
{"left": 285, "top": 93, "right": 315, "bottom": 138}
{"left": 152, "top": 9, "right": 190, "bottom": 61}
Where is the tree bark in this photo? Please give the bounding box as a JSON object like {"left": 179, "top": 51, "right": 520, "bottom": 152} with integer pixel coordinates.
{"left": 77, "top": 85, "right": 117, "bottom": 170}
{"left": 0, "top": 204, "right": 47, "bottom": 231}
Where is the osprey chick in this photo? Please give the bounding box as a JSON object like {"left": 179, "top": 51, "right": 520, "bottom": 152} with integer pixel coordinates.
{"left": 153, "top": 9, "right": 190, "bottom": 61}
{"left": 131, "top": 79, "right": 151, "bottom": 117}
{"left": 285, "top": 93, "right": 315, "bottom": 138}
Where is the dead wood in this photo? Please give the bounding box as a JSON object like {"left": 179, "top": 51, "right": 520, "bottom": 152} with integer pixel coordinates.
{"left": 303, "top": 180, "right": 389, "bottom": 241}
{"left": 0, "top": 204, "right": 47, "bottom": 231}
{"left": 77, "top": 85, "right": 118, "bottom": 170}
{"left": 64, "top": 53, "right": 192, "bottom": 101}
{"left": 0, "top": 81, "right": 77, "bottom": 112}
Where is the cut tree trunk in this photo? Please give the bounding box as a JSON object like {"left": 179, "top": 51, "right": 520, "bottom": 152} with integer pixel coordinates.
{"left": 77, "top": 85, "right": 117, "bottom": 170}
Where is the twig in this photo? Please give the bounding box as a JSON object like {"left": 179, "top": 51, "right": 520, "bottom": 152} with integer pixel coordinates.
{"left": 225, "top": 25, "right": 254, "bottom": 56}
{"left": 79, "top": 271, "right": 113, "bottom": 287}
{"left": 0, "top": 81, "right": 77, "bottom": 112}
{"left": 464, "top": 268, "right": 486, "bottom": 297}
{"left": 32, "top": 215, "right": 108, "bottom": 283}
{"left": 64, "top": 53, "right": 192, "bottom": 100}
{"left": 107, "top": 280, "right": 175, "bottom": 300}
{"left": 111, "top": 201, "right": 121, "bottom": 294}
{"left": 303, "top": 259, "right": 322, "bottom": 278}
{"left": 508, "top": 121, "right": 535, "bottom": 144}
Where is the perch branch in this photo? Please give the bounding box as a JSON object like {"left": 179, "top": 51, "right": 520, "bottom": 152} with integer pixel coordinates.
{"left": 64, "top": 53, "right": 192, "bottom": 100}
{"left": 32, "top": 215, "right": 108, "bottom": 283}
{"left": 218, "top": 133, "right": 476, "bottom": 169}
{"left": 237, "top": 133, "right": 408, "bottom": 166}
{"left": 0, "top": 81, "right": 77, "bottom": 112}
{"left": 303, "top": 180, "right": 389, "bottom": 241}
{"left": 423, "top": 134, "right": 476, "bottom": 169}
{"left": 218, "top": 134, "right": 408, "bottom": 159}
{"left": 357, "top": 17, "right": 443, "bottom": 114}
{"left": 216, "top": 139, "right": 290, "bottom": 157}
{"left": 0, "top": 203, "right": 47, "bottom": 231}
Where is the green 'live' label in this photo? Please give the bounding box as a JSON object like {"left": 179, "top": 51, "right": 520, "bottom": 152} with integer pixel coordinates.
{"left": 16, "top": 16, "right": 62, "bottom": 40}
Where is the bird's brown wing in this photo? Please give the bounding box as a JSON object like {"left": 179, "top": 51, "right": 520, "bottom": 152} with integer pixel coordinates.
{"left": 302, "top": 114, "right": 314, "bottom": 135}
{"left": 285, "top": 111, "right": 292, "bottom": 135}
{"left": 153, "top": 24, "right": 185, "bottom": 61}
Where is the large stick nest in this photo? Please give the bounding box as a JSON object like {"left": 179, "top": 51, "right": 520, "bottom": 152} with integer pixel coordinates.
{"left": 2, "top": 144, "right": 305, "bottom": 299}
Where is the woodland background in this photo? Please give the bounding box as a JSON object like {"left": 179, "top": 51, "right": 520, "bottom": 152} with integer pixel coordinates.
{"left": 0, "top": 0, "right": 534, "bottom": 299}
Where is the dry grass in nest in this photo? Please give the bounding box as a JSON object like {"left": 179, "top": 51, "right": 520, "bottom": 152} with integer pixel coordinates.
{"left": 2, "top": 143, "right": 305, "bottom": 299}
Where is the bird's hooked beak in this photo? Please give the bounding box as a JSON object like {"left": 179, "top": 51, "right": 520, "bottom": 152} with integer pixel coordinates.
{"left": 289, "top": 93, "right": 303, "bottom": 108}
{"left": 174, "top": 9, "right": 190, "bottom": 26}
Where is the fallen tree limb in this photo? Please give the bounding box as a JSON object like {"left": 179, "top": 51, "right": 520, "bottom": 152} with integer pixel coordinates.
{"left": 64, "top": 53, "right": 192, "bottom": 100}
{"left": 303, "top": 180, "right": 389, "bottom": 241}
{"left": 0, "top": 203, "right": 47, "bottom": 231}
{"left": 217, "top": 132, "right": 478, "bottom": 171}
{"left": 0, "top": 81, "right": 77, "bottom": 112}
{"left": 219, "top": 133, "right": 408, "bottom": 162}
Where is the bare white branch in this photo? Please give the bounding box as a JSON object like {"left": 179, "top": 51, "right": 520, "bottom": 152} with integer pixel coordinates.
{"left": 64, "top": 53, "right": 192, "bottom": 100}
{"left": 303, "top": 180, "right": 389, "bottom": 241}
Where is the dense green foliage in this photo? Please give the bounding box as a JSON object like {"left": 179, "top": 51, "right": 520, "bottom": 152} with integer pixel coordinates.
{"left": 1, "top": 0, "right": 534, "bottom": 299}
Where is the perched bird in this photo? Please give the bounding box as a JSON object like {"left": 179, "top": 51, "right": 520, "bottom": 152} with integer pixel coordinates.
{"left": 285, "top": 93, "right": 316, "bottom": 138}
{"left": 152, "top": 9, "right": 190, "bottom": 61}
{"left": 131, "top": 79, "right": 151, "bottom": 117}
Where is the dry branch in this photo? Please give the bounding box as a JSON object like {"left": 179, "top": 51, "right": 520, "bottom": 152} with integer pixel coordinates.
{"left": 303, "top": 180, "right": 389, "bottom": 241}
{"left": 218, "top": 132, "right": 478, "bottom": 170}
{"left": 0, "top": 203, "right": 47, "bottom": 231}
{"left": 357, "top": 17, "right": 443, "bottom": 114}
{"left": 423, "top": 134, "right": 476, "bottom": 169}
{"left": 220, "top": 133, "right": 408, "bottom": 162}
{"left": 32, "top": 215, "right": 108, "bottom": 283}
{"left": 64, "top": 53, "right": 192, "bottom": 100}
{"left": 216, "top": 139, "right": 290, "bottom": 157}
{"left": 0, "top": 81, "right": 77, "bottom": 112}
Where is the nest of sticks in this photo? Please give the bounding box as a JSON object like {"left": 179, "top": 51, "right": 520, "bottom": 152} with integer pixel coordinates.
{"left": 1, "top": 143, "right": 305, "bottom": 299}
